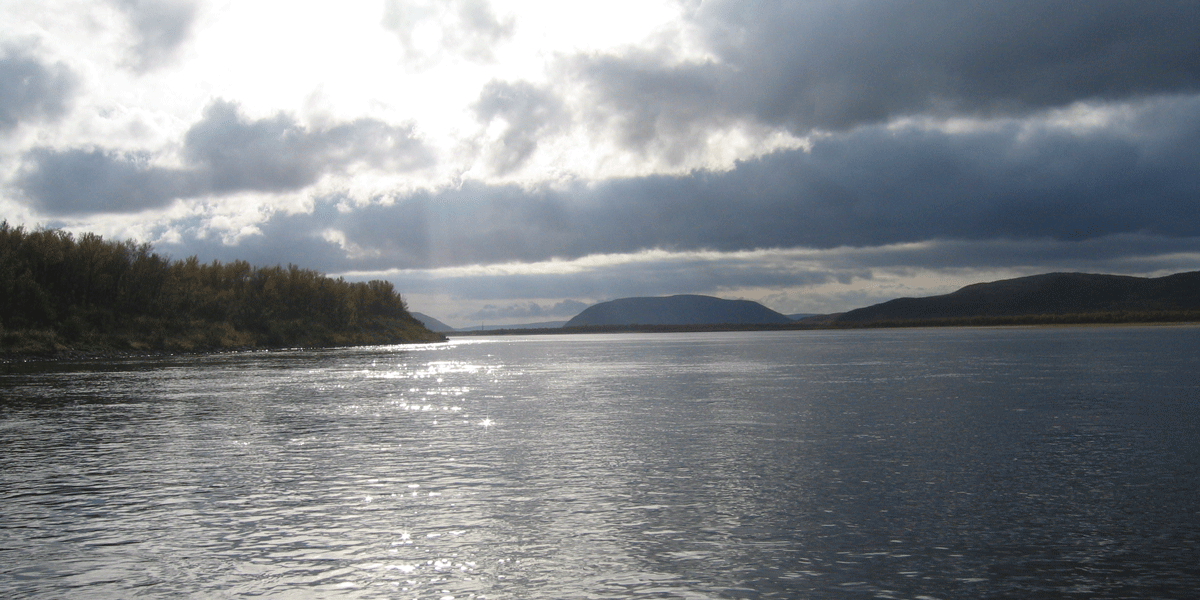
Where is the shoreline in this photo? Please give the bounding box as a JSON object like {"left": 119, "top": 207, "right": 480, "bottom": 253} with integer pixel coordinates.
{"left": 7, "top": 320, "right": 1197, "bottom": 362}
{"left": 0, "top": 337, "right": 447, "bottom": 365}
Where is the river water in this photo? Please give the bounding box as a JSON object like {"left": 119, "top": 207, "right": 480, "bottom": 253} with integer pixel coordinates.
{"left": 2, "top": 327, "right": 1199, "bottom": 599}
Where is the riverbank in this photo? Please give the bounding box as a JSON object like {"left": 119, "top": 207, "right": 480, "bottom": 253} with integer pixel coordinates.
{"left": 0, "top": 317, "right": 446, "bottom": 363}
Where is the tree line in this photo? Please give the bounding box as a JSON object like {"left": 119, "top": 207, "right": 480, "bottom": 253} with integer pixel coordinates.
{"left": 1, "top": 222, "right": 441, "bottom": 355}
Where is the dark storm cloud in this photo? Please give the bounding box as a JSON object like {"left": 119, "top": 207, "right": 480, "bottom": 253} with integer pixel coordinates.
{"left": 383, "top": 234, "right": 1200, "bottom": 318}
{"left": 149, "top": 206, "right": 350, "bottom": 268}
{"left": 574, "top": 0, "right": 1200, "bottom": 149}
{"left": 182, "top": 100, "right": 431, "bottom": 193}
{"left": 147, "top": 205, "right": 1200, "bottom": 313}
{"left": 110, "top": 0, "right": 199, "bottom": 71}
{"left": 0, "top": 48, "right": 77, "bottom": 132}
{"left": 845, "top": 236, "right": 1200, "bottom": 275}
{"left": 17, "top": 100, "right": 431, "bottom": 214}
{"left": 574, "top": 52, "right": 722, "bottom": 162}
{"left": 153, "top": 198, "right": 848, "bottom": 302}
{"left": 565, "top": 95, "right": 1200, "bottom": 254}
{"left": 17, "top": 148, "right": 194, "bottom": 213}
{"left": 474, "top": 80, "right": 567, "bottom": 173}
{"left": 213, "top": 94, "right": 1200, "bottom": 272}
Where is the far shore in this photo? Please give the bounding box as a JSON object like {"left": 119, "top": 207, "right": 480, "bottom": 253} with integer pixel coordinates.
{"left": 445, "top": 315, "right": 1200, "bottom": 336}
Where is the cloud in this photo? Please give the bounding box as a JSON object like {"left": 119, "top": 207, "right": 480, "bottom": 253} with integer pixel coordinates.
{"left": 357, "top": 231, "right": 1200, "bottom": 318}
{"left": 17, "top": 100, "right": 432, "bottom": 214}
{"left": 135, "top": 187, "right": 1200, "bottom": 319}
{"left": 569, "top": 52, "right": 729, "bottom": 164}
{"left": 375, "top": 234, "right": 1200, "bottom": 318}
{"left": 381, "top": 0, "right": 514, "bottom": 66}
{"left": 467, "top": 299, "right": 588, "bottom": 322}
{"left": 6, "top": 0, "right": 1200, "bottom": 324}
{"left": 0, "top": 47, "right": 77, "bottom": 133}
{"left": 338, "top": 248, "right": 848, "bottom": 312}
{"left": 129, "top": 93, "right": 1200, "bottom": 278}
{"left": 474, "top": 80, "right": 567, "bottom": 174}
{"left": 15, "top": 148, "right": 192, "bottom": 213}
{"left": 110, "top": 0, "right": 199, "bottom": 71}
{"left": 573, "top": 0, "right": 1200, "bottom": 154}
{"left": 182, "top": 100, "right": 431, "bottom": 193}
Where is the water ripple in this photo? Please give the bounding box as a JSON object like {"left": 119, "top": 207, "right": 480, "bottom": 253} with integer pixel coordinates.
{"left": 3, "top": 329, "right": 1200, "bottom": 598}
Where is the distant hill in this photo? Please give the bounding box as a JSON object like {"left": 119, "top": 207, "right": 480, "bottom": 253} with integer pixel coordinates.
{"left": 411, "top": 312, "right": 457, "bottom": 332}
{"left": 473, "top": 321, "right": 568, "bottom": 331}
{"left": 835, "top": 271, "right": 1200, "bottom": 323}
{"left": 412, "top": 313, "right": 568, "bottom": 332}
{"left": 565, "top": 295, "right": 792, "bottom": 327}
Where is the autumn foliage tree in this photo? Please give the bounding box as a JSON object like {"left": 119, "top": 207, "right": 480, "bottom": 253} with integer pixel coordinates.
{"left": 1, "top": 222, "right": 441, "bottom": 354}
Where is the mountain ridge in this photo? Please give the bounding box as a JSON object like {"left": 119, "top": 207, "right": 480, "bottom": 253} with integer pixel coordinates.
{"left": 833, "top": 271, "right": 1200, "bottom": 323}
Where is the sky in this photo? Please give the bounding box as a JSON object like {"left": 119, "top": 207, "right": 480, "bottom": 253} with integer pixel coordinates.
{"left": 3, "top": 0, "right": 1200, "bottom": 327}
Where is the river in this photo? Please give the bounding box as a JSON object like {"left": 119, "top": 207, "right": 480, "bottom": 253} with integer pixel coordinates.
{"left": 3, "top": 326, "right": 1199, "bottom": 598}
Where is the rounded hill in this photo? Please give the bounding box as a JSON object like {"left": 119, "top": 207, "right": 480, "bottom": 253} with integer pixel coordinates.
{"left": 565, "top": 295, "right": 793, "bottom": 327}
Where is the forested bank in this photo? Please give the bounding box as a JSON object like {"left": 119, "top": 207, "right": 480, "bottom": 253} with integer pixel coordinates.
{"left": 1, "top": 222, "right": 443, "bottom": 358}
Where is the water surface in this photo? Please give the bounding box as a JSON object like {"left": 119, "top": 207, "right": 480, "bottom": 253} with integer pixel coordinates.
{"left": 3, "top": 327, "right": 1199, "bottom": 598}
